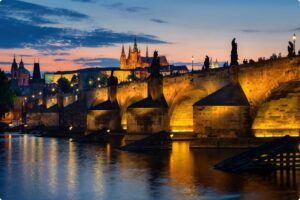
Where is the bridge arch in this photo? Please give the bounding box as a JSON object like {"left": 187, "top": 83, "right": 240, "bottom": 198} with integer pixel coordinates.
{"left": 168, "top": 88, "right": 208, "bottom": 133}
{"left": 252, "top": 79, "right": 300, "bottom": 137}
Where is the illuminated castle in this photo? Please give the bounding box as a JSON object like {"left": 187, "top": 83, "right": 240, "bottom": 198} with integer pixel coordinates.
{"left": 120, "top": 39, "right": 169, "bottom": 70}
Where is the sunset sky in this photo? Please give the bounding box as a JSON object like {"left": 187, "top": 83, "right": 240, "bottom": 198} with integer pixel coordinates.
{"left": 0, "top": 0, "right": 299, "bottom": 72}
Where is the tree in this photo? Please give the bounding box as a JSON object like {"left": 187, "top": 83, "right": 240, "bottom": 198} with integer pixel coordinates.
{"left": 0, "top": 70, "right": 15, "bottom": 117}
{"left": 230, "top": 38, "right": 239, "bottom": 66}
{"left": 57, "top": 77, "right": 71, "bottom": 93}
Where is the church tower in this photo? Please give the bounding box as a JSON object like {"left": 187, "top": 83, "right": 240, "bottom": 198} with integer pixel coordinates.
{"left": 11, "top": 55, "right": 18, "bottom": 79}
{"left": 120, "top": 45, "right": 127, "bottom": 69}
{"left": 33, "top": 60, "right": 41, "bottom": 81}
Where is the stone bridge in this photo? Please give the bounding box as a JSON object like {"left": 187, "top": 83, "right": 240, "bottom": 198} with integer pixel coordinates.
{"left": 26, "top": 56, "right": 300, "bottom": 138}
{"left": 85, "top": 56, "right": 300, "bottom": 137}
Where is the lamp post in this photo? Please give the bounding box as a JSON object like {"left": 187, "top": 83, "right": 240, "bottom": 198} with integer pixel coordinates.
{"left": 293, "top": 33, "right": 297, "bottom": 56}
{"left": 191, "top": 56, "right": 194, "bottom": 73}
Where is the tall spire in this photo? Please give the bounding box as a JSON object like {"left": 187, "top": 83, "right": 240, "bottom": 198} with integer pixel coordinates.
{"left": 11, "top": 54, "right": 18, "bottom": 74}
{"left": 121, "top": 44, "right": 125, "bottom": 55}
{"left": 146, "top": 46, "right": 149, "bottom": 58}
{"left": 133, "top": 37, "right": 138, "bottom": 52}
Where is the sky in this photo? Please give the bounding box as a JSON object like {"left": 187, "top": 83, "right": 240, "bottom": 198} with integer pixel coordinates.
{"left": 0, "top": 0, "right": 299, "bottom": 72}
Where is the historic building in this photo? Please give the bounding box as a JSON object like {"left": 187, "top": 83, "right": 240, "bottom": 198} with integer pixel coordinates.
{"left": 120, "top": 39, "right": 169, "bottom": 70}
{"left": 11, "top": 56, "right": 30, "bottom": 88}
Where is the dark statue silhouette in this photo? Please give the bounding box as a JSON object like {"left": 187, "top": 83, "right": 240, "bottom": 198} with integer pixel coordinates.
{"left": 203, "top": 55, "right": 210, "bottom": 70}
{"left": 288, "top": 41, "right": 294, "bottom": 57}
{"left": 230, "top": 38, "right": 239, "bottom": 66}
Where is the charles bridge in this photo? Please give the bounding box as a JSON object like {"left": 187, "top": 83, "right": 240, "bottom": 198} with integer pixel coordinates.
{"left": 26, "top": 55, "right": 300, "bottom": 139}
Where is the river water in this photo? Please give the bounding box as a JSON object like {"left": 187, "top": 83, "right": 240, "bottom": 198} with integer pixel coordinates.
{"left": 0, "top": 133, "right": 299, "bottom": 200}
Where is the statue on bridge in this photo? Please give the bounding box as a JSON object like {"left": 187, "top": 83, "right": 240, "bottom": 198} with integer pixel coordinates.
{"left": 230, "top": 38, "right": 239, "bottom": 66}
{"left": 288, "top": 41, "right": 294, "bottom": 57}
{"left": 107, "top": 70, "right": 118, "bottom": 86}
{"left": 203, "top": 55, "right": 210, "bottom": 71}
{"left": 149, "top": 51, "right": 162, "bottom": 78}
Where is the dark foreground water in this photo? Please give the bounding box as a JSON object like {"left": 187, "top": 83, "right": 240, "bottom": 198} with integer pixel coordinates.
{"left": 0, "top": 133, "right": 299, "bottom": 200}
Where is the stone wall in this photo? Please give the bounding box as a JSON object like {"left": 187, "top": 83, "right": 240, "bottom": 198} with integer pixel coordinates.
{"left": 127, "top": 108, "right": 169, "bottom": 133}
{"left": 26, "top": 112, "right": 59, "bottom": 128}
{"left": 252, "top": 79, "right": 300, "bottom": 137}
{"left": 193, "top": 106, "right": 250, "bottom": 138}
{"left": 238, "top": 57, "right": 300, "bottom": 115}
{"left": 87, "top": 110, "right": 121, "bottom": 131}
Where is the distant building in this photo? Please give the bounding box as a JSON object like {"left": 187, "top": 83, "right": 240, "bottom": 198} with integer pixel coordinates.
{"left": 11, "top": 56, "right": 30, "bottom": 88}
{"left": 210, "top": 59, "right": 219, "bottom": 69}
{"left": 120, "top": 39, "right": 169, "bottom": 69}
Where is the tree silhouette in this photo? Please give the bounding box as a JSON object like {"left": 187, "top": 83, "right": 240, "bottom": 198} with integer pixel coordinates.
{"left": 0, "top": 71, "right": 15, "bottom": 117}
{"left": 57, "top": 77, "right": 71, "bottom": 93}
{"left": 230, "top": 38, "right": 239, "bottom": 66}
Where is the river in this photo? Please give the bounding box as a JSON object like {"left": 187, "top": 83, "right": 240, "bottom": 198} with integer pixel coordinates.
{"left": 0, "top": 133, "right": 299, "bottom": 200}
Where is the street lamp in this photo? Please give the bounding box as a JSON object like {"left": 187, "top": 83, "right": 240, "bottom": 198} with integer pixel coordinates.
{"left": 293, "top": 33, "right": 297, "bottom": 55}
{"left": 191, "top": 56, "right": 194, "bottom": 73}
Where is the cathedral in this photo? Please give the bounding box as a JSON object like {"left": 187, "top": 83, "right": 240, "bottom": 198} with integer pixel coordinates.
{"left": 11, "top": 56, "right": 30, "bottom": 88}
{"left": 120, "top": 39, "right": 169, "bottom": 70}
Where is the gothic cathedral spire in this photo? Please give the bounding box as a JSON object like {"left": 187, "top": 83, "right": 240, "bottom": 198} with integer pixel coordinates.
{"left": 133, "top": 37, "right": 138, "bottom": 52}
{"left": 146, "top": 46, "right": 149, "bottom": 58}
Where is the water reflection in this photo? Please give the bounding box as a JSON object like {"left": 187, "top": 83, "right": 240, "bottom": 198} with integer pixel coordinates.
{"left": 0, "top": 133, "right": 298, "bottom": 200}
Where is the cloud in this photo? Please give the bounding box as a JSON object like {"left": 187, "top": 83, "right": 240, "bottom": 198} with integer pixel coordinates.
{"left": 54, "top": 58, "right": 68, "bottom": 62}
{"left": 241, "top": 29, "right": 261, "bottom": 33}
{"left": 151, "top": 18, "right": 168, "bottom": 24}
{"left": 72, "top": 0, "right": 94, "bottom": 2}
{"left": 0, "top": 0, "right": 166, "bottom": 53}
{"left": 0, "top": 61, "right": 12, "bottom": 65}
{"left": 0, "top": 0, "right": 89, "bottom": 25}
{"left": 74, "top": 57, "right": 120, "bottom": 67}
{"left": 242, "top": 27, "right": 300, "bottom": 33}
{"left": 104, "top": 2, "right": 148, "bottom": 13}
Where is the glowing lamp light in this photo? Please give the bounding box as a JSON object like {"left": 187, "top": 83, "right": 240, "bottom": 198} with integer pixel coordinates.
{"left": 293, "top": 33, "right": 297, "bottom": 42}
{"left": 89, "top": 80, "right": 93, "bottom": 85}
{"left": 170, "top": 134, "right": 174, "bottom": 139}
{"left": 24, "top": 124, "right": 28, "bottom": 128}
{"left": 24, "top": 97, "right": 28, "bottom": 101}
{"left": 97, "top": 77, "right": 100, "bottom": 81}
{"left": 191, "top": 56, "right": 194, "bottom": 61}
{"left": 107, "top": 129, "right": 111, "bottom": 133}
{"left": 69, "top": 126, "right": 73, "bottom": 131}
{"left": 71, "top": 83, "right": 74, "bottom": 87}
{"left": 51, "top": 88, "right": 55, "bottom": 92}
{"left": 32, "top": 95, "right": 35, "bottom": 98}
{"left": 76, "top": 89, "right": 79, "bottom": 92}
{"left": 39, "top": 91, "right": 42, "bottom": 95}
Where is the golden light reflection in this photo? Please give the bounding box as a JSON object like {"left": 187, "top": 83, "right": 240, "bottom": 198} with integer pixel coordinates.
{"left": 93, "top": 147, "right": 104, "bottom": 196}
{"left": 67, "top": 141, "right": 77, "bottom": 193}
{"left": 169, "top": 142, "right": 195, "bottom": 186}
{"left": 49, "top": 139, "right": 58, "bottom": 193}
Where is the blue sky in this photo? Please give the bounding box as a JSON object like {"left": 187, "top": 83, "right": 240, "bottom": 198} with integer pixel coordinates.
{"left": 0, "top": 0, "right": 299, "bottom": 71}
